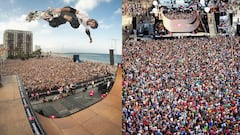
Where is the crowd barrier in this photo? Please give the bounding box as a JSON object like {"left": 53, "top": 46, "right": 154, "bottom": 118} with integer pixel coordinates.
{"left": 17, "top": 76, "right": 46, "bottom": 135}
{"left": 26, "top": 74, "right": 115, "bottom": 99}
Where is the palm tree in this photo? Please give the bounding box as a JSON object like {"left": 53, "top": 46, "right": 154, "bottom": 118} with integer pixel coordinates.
{"left": 34, "top": 48, "right": 42, "bottom": 57}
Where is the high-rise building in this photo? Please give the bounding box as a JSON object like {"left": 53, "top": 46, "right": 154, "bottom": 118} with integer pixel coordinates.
{"left": 3, "top": 29, "right": 33, "bottom": 57}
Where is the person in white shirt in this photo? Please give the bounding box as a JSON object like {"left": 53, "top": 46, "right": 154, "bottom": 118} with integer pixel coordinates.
{"left": 75, "top": 11, "right": 97, "bottom": 43}
{"left": 106, "top": 80, "right": 111, "bottom": 89}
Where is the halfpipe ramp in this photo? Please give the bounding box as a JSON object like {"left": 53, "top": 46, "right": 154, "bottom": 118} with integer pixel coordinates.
{"left": 36, "top": 68, "right": 122, "bottom": 135}
{"left": 0, "top": 76, "right": 33, "bottom": 135}
{"left": 161, "top": 9, "right": 200, "bottom": 32}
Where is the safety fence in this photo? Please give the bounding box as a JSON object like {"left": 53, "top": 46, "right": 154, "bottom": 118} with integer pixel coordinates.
{"left": 17, "top": 75, "right": 46, "bottom": 135}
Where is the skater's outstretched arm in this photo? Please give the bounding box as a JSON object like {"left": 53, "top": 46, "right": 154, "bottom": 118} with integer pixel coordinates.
{"left": 85, "top": 29, "right": 92, "bottom": 43}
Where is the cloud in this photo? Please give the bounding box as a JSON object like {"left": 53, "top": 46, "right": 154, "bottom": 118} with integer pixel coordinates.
{"left": 74, "top": 0, "right": 112, "bottom": 11}
{"left": 63, "top": 0, "right": 75, "bottom": 4}
{"left": 0, "top": 15, "right": 39, "bottom": 32}
{"left": 39, "top": 28, "right": 52, "bottom": 34}
{"left": 100, "top": 24, "right": 113, "bottom": 29}
{"left": 98, "top": 20, "right": 113, "bottom": 29}
{"left": 114, "top": 8, "right": 121, "bottom": 14}
{"left": 62, "top": 0, "right": 112, "bottom": 11}
{"left": 0, "top": 14, "right": 53, "bottom": 44}
{"left": 10, "top": 0, "right": 15, "bottom": 4}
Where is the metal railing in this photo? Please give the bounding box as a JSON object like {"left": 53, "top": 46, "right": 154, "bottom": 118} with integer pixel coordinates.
{"left": 27, "top": 74, "right": 115, "bottom": 98}
{"left": 16, "top": 75, "right": 46, "bottom": 135}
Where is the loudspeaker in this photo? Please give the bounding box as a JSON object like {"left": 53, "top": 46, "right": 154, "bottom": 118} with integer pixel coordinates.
{"left": 229, "top": 13, "right": 233, "bottom": 26}
{"left": 132, "top": 17, "right": 137, "bottom": 29}
{"left": 73, "top": 55, "right": 79, "bottom": 62}
{"left": 214, "top": 12, "right": 219, "bottom": 26}
{"left": 109, "top": 49, "right": 114, "bottom": 66}
{"left": 237, "top": 25, "right": 240, "bottom": 36}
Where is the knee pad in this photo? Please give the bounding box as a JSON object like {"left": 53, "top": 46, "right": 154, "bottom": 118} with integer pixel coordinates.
{"left": 71, "top": 23, "right": 79, "bottom": 29}
{"left": 49, "top": 21, "right": 59, "bottom": 27}
{"left": 49, "top": 18, "right": 67, "bottom": 27}
{"left": 70, "top": 20, "right": 80, "bottom": 29}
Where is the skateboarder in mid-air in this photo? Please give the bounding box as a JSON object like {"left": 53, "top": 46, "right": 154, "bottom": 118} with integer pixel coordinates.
{"left": 26, "top": 6, "right": 98, "bottom": 43}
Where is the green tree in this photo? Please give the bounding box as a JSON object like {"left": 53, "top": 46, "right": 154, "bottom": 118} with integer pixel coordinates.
{"left": 34, "top": 49, "right": 42, "bottom": 57}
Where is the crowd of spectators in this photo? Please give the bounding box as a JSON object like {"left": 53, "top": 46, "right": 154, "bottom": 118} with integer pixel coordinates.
{"left": 0, "top": 74, "right": 2, "bottom": 87}
{"left": 122, "top": 0, "right": 148, "bottom": 17}
{"left": 122, "top": 37, "right": 239, "bottom": 134}
{"left": 1, "top": 56, "right": 117, "bottom": 98}
{"left": 164, "top": 10, "right": 194, "bottom": 20}
{"left": 154, "top": 21, "right": 167, "bottom": 35}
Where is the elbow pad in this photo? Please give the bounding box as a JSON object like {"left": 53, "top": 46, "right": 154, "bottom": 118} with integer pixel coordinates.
{"left": 70, "top": 8, "right": 76, "bottom": 13}
{"left": 64, "top": 6, "right": 77, "bottom": 14}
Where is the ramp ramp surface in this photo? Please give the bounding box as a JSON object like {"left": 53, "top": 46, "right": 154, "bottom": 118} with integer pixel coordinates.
{"left": 161, "top": 9, "right": 200, "bottom": 32}
{"left": 36, "top": 68, "right": 122, "bottom": 135}
{"left": 0, "top": 75, "right": 32, "bottom": 135}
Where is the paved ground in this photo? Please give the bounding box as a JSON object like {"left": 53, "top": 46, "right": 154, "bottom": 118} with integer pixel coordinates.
{"left": 0, "top": 75, "right": 32, "bottom": 135}
{"left": 36, "top": 68, "right": 122, "bottom": 135}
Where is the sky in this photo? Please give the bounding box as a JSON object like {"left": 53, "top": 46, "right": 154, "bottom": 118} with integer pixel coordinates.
{"left": 0, "top": 0, "right": 122, "bottom": 54}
